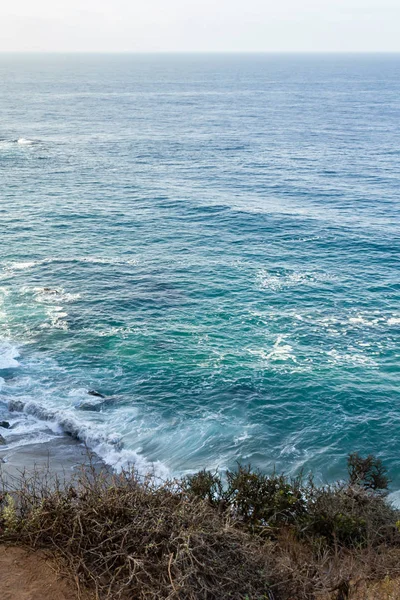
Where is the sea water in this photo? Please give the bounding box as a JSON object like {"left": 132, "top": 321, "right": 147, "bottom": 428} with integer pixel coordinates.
{"left": 0, "top": 53, "right": 399, "bottom": 486}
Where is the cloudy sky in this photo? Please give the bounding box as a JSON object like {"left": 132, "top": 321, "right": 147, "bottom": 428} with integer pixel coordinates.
{"left": 0, "top": 0, "right": 399, "bottom": 53}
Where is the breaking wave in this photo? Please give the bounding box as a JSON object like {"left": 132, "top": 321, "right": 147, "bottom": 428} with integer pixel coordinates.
{"left": 7, "top": 398, "right": 169, "bottom": 477}
{"left": 0, "top": 344, "right": 21, "bottom": 370}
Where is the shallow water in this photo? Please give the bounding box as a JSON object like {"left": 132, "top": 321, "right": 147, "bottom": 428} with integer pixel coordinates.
{"left": 0, "top": 53, "right": 399, "bottom": 484}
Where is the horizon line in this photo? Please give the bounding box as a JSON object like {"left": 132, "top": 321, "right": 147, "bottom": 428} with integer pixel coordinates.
{"left": 1, "top": 50, "right": 400, "bottom": 55}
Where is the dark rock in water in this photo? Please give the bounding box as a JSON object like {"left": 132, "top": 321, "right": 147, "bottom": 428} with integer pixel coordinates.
{"left": 77, "top": 393, "right": 115, "bottom": 412}
{"left": 8, "top": 400, "right": 25, "bottom": 412}
{"left": 0, "top": 421, "right": 10, "bottom": 429}
{"left": 88, "top": 390, "right": 105, "bottom": 398}
{"left": 77, "top": 401, "right": 103, "bottom": 412}
{"left": 0, "top": 435, "right": 6, "bottom": 445}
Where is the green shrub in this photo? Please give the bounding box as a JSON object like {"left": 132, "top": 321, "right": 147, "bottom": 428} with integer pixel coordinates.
{"left": 347, "top": 452, "right": 389, "bottom": 491}
{"left": 183, "top": 469, "right": 224, "bottom": 507}
{"left": 225, "top": 465, "right": 305, "bottom": 531}
{"left": 299, "top": 480, "right": 399, "bottom": 548}
{"left": 185, "top": 464, "right": 306, "bottom": 533}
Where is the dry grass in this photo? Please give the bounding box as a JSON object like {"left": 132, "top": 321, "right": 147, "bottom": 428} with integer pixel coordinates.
{"left": 0, "top": 455, "right": 400, "bottom": 599}
{"left": 0, "top": 465, "right": 275, "bottom": 600}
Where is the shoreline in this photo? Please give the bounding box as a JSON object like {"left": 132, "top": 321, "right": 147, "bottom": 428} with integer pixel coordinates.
{"left": 0, "top": 392, "right": 105, "bottom": 481}
{"left": 0, "top": 435, "right": 103, "bottom": 482}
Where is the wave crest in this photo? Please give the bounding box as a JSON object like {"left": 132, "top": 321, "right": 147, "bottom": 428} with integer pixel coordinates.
{"left": 7, "top": 398, "right": 169, "bottom": 477}
{"left": 0, "top": 344, "right": 21, "bottom": 370}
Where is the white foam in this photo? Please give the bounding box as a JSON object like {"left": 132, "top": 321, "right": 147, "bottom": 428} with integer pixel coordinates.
{"left": 266, "top": 335, "right": 296, "bottom": 361}
{"left": 256, "top": 269, "right": 331, "bottom": 292}
{"left": 33, "top": 287, "right": 81, "bottom": 303}
{"left": 17, "top": 138, "right": 34, "bottom": 145}
{"left": 233, "top": 427, "right": 254, "bottom": 445}
{"left": 348, "top": 315, "right": 380, "bottom": 326}
{"left": 326, "top": 348, "right": 376, "bottom": 367}
{"left": 349, "top": 316, "right": 370, "bottom": 325}
{"left": 388, "top": 490, "right": 400, "bottom": 509}
{"left": 0, "top": 343, "right": 20, "bottom": 370}
{"left": 80, "top": 256, "right": 138, "bottom": 266}
{"left": 41, "top": 308, "right": 69, "bottom": 331}
{"left": 6, "top": 261, "right": 37, "bottom": 271}
{"left": 7, "top": 398, "right": 169, "bottom": 478}
{"left": 248, "top": 335, "right": 297, "bottom": 364}
{"left": 3, "top": 256, "right": 138, "bottom": 278}
{"left": 388, "top": 317, "right": 400, "bottom": 326}
{"left": 92, "top": 443, "right": 169, "bottom": 478}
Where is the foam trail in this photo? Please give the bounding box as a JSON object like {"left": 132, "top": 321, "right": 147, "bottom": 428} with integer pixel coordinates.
{"left": 8, "top": 261, "right": 37, "bottom": 271}
{"left": 0, "top": 344, "right": 21, "bottom": 370}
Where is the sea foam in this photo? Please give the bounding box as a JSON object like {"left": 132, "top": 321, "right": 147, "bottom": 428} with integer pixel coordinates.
{"left": 0, "top": 344, "right": 21, "bottom": 370}
{"left": 7, "top": 398, "right": 169, "bottom": 478}
{"left": 17, "top": 138, "right": 34, "bottom": 145}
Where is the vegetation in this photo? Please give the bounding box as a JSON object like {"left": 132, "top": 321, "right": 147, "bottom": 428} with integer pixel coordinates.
{"left": 1, "top": 453, "right": 400, "bottom": 599}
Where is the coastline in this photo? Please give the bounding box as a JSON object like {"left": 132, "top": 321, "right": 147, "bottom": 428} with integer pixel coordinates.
{"left": 0, "top": 389, "right": 104, "bottom": 481}
{"left": 0, "top": 435, "right": 102, "bottom": 482}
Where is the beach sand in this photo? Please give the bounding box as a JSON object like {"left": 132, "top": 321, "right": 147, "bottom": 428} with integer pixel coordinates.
{"left": 0, "top": 436, "right": 99, "bottom": 482}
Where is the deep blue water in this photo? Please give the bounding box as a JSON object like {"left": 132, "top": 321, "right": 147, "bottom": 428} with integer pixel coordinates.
{"left": 0, "top": 54, "right": 399, "bottom": 485}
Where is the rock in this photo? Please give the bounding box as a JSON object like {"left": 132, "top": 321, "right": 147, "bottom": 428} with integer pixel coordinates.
{"left": 8, "top": 400, "right": 25, "bottom": 412}
{"left": 77, "top": 392, "right": 114, "bottom": 412}
{"left": 77, "top": 401, "right": 103, "bottom": 412}
{"left": 88, "top": 390, "right": 105, "bottom": 398}
{"left": 0, "top": 434, "right": 6, "bottom": 445}
{"left": 0, "top": 421, "right": 10, "bottom": 429}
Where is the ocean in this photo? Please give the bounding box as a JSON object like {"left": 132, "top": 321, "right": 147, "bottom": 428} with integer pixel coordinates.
{"left": 0, "top": 53, "right": 399, "bottom": 487}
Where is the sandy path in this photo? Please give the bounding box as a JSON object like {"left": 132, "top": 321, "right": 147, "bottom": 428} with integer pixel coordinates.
{"left": 0, "top": 546, "right": 78, "bottom": 600}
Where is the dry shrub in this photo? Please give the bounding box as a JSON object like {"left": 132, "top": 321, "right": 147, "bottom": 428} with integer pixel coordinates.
{"left": 0, "top": 466, "right": 275, "bottom": 600}
{"left": 0, "top": 454, "right": 400, "bottom": 600}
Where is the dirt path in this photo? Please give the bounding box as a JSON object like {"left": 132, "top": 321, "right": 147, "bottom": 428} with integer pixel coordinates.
{"left": 0, "top": 546, "right": 78, "bottom": 600}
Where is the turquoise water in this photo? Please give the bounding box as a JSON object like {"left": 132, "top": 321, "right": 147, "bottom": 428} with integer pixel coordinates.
{"left": 0, "top": 54, "right": 399, "bottom": 484}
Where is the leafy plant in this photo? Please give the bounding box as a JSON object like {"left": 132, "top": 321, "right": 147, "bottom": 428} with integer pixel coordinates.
{"left": 347, "top": 452, "right": 389, "bottom": 491}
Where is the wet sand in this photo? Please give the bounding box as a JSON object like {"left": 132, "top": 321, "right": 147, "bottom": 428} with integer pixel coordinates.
{"left": 0, "top": 435, "right": 102, "bottom": 482}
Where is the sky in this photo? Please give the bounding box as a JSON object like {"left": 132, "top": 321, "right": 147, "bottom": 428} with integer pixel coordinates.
{"left": 0, "top": 0, "right": 399, "bottom": 53}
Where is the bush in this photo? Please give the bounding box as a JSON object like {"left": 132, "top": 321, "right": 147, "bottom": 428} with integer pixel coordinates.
{"left": 0, "top": 467, "right": 275, "bottom": 600}
{"left": 1, "top": 453, "right": 400, "bottom": 599}
{"left": 225, "top": 465, "right": 306, "bottom": 531}
{"left": 185, "top": 456, "right": 399, "bottom": 549}
{"left": 347, "top": 452, "right": 390, "bottom": 491}
{"left": 185, "top": 464, "right": 306, "bottom": 534}
{"left": 184, "top": 469, "right": 224, "bottom": 508}
{"left": 300, "top": 481, "right": 399, "bottom": 547}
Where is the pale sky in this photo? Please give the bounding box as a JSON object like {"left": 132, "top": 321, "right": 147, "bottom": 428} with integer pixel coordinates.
{"left": 1, "top": 0, "right": 399, "bottom": 53}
